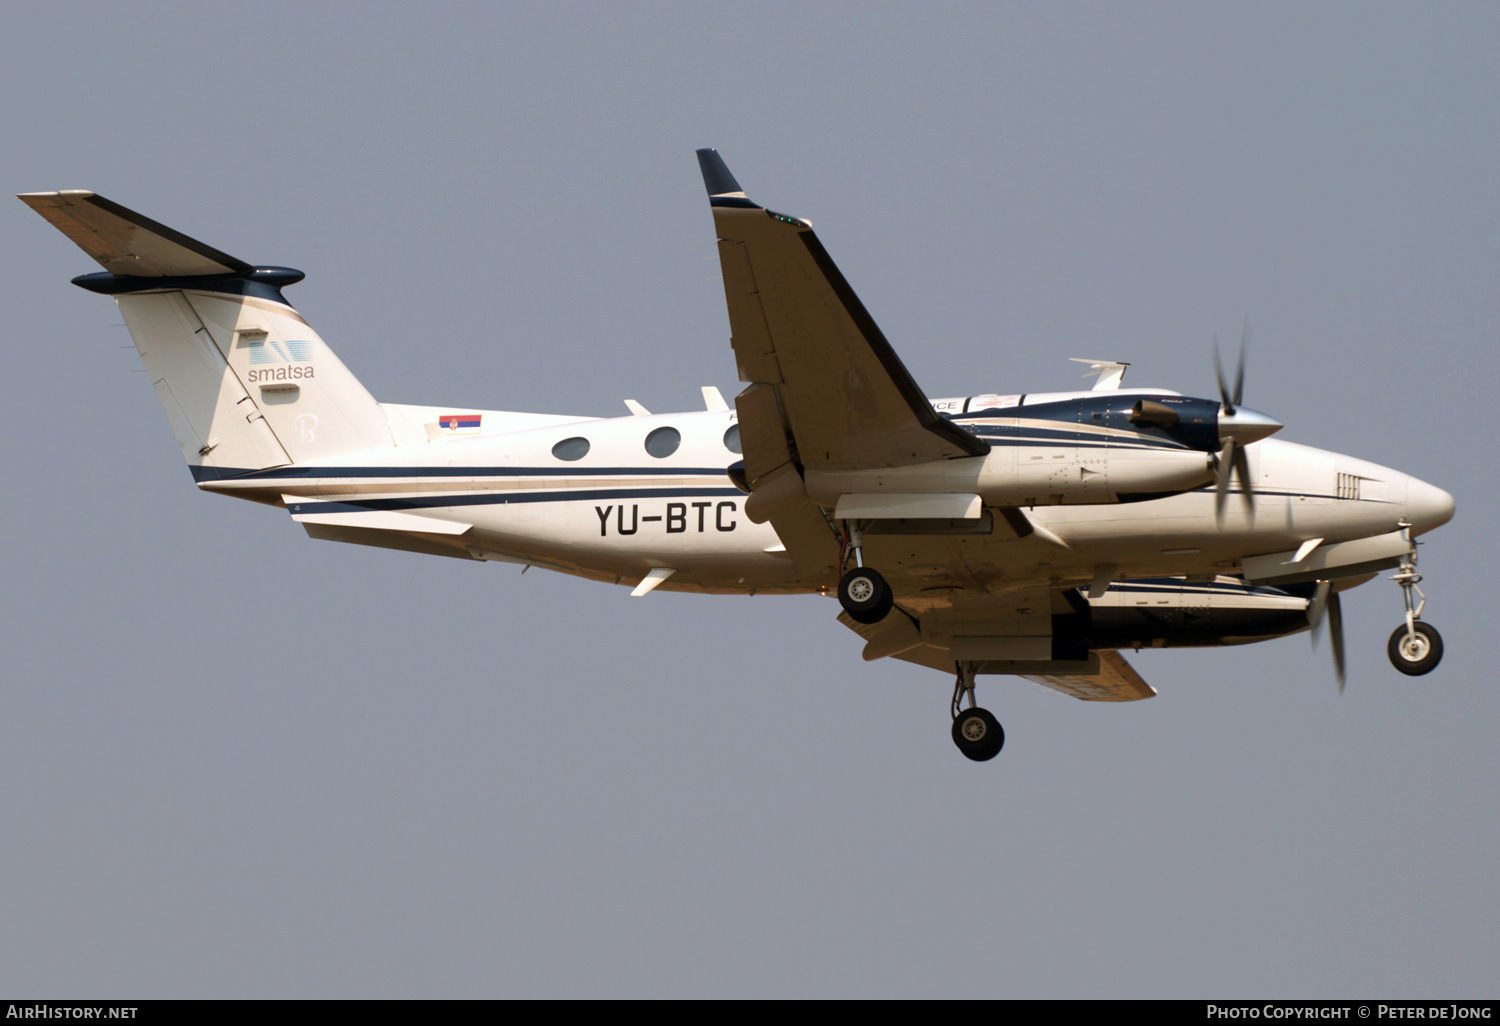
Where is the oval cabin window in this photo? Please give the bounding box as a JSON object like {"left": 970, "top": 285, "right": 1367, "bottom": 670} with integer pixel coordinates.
{"left": 644, "top": 427, "right": 681, "bottom": 459}
{"left": 552, "top": 436, "right": 590, "bottom": 461}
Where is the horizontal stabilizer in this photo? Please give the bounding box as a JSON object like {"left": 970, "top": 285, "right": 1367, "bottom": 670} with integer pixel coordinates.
{"left": 18, "top": 190, "right": 251, "bottom": 277}
{"left": 300, "top": 523, "right": 478, "bottom": 561}
{"left": 284, "top": 497, "right": 472, "bottom": 536}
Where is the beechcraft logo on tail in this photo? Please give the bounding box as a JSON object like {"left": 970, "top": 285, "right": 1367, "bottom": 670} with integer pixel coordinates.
{"left": 245, "top": 337, "right": 317, "bottom": 384}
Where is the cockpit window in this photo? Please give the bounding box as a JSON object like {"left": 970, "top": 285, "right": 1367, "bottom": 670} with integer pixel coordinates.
{"left": 552, "top": 436, "right": 590, "bottom": 461}
{"left": 645, "top": 426, "right": 681, "bottom": 459}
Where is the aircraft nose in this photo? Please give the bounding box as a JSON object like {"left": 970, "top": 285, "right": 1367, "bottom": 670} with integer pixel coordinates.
{"left": 1219, "top": 406, "right": 1283, "bottom": 447}
{"left": 1405, "top": 476, "right": 1455, "bottom": 535}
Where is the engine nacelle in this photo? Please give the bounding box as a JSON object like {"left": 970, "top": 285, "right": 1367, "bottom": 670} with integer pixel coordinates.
{"left": 804, "top": 445, "right": 1214, "bottom": 509}
{"left": 757, "top": 392, "right": 1280, "bottom": 520}
{"left": 804, "top": 394, "right": 1228, "bottom": 509}
{"left": 1081, "top": 577, "right": 1314, "bottom": 649}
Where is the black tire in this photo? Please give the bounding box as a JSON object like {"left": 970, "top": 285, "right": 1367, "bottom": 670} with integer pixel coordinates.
{"left": 951, "top": 707, "right": 1005, "bottom": 762}
{"left": 1387, "top": 621, "right": 1443, "bottom": 676}
{"left": 838, "top": 567, "right": 893, "bottom": 624}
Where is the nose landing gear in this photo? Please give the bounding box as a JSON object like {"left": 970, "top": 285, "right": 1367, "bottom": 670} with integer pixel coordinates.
{"left": 1388, "top": 521, "right": 1443, "bottom": 676}
{"left": 951, "top": 662, "right": 1004, "bottom": 762}
{"left": 1388, "top": 621, "right": 1443, "bottom": 675}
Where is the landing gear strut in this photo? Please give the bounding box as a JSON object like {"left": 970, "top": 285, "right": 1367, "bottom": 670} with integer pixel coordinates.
{"left": 1388, "top": 521, "right": 1443, "bottom": 676}
{"left": 836, "top": 522, "right": 893, "bottom": 624}
{"left": 951, "top": 662, "right": 1004, "bottom": 762}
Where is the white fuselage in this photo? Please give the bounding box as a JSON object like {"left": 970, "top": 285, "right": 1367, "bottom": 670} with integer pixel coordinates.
{"left": 198, "top": 394, "right": 1454, "bottom": 597}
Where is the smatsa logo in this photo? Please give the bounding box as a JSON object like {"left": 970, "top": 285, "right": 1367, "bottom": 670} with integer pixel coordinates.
{"left": 248, "top": 365, "right": 315, "bottom": 384}
{"left": 243, "top": 335, "right": 316, "bottom": 384}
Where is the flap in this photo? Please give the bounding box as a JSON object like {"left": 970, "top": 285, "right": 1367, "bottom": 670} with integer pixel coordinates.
{"left": 1021, "top": 650, "right": 1158, "bottom": 702}
{"left": 834, "top": 493, "right": 982, "bottom": 520}
{"left": 767, "top": 501, "right": 841, "bottom": 578}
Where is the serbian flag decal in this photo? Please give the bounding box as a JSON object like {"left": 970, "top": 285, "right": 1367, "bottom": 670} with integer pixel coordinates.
{"left": 438, "top": 413, "right": 482, "bottom": 434}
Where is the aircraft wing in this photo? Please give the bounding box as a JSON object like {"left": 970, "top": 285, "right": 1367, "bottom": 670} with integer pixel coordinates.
{"left": 697, "top": 150, "right": 988, "bottom": 475}
{"left": 1019, "top": 650, "right": 1157, "bottom": 702}
{"left": 17, "top": 190, "right": 252, "bottom": 277}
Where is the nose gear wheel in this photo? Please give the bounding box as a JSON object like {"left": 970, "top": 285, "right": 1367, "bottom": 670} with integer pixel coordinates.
{"left": 1388, "top": 621, "right": 1443, "bottom": 676}
{"left": 1387, "top": 522, "right": 1443, "bottom": 676}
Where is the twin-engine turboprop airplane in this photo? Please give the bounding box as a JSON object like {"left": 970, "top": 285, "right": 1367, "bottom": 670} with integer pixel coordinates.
{"left": 21, "top": 150, "right": 1455, "bottom": 761}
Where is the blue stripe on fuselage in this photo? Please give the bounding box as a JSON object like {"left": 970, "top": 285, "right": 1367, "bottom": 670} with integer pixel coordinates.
{"left": 218, "top": 465, "right": 737, "bottom": 480}
{"left": 193, "top": 465, "right": 736, "bottom": 483}
{"left": 288, "top": 486, "right": 743, "bottom": 515}
{"left": 961, "top": 425, "right": 1191, "bottom": 451}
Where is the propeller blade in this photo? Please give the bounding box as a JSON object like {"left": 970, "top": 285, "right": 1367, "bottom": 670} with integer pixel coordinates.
{"left": 1232, "top": 443, "right": 1255, "bottom": 516}
{"left": 1309, "top": 580, "right": 1332, "bottom": 635}
{"left": 1214, "top": 439, "right": 1236, "bottom": 523}
{"left": 1233, "top": 318, "right": 1249, "bottom": 408}
{"left": 1213, "top": 337, "right": 1235, "bottom": 415}
{"left": 1329, "top": 591, "right": 1346, "bottom": 693}
{"left": 1211, "top": 321, "right": 1264, "bottom": 525}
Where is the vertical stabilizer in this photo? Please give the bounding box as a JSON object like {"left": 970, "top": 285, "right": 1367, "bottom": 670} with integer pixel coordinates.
{"left": 21, "top": 191, "right": 393, "bottom": 476}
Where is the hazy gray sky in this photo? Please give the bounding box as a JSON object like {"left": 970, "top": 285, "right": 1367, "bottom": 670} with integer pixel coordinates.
{"left": 1, "top": 2, "right": 1495, "bottom": 998}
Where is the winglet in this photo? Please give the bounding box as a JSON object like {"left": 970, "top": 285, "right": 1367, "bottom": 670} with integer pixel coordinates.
{"left": 696, "top": 148, "right": 743, "bottom": 194}
{"left": 696, "top": 148, "right": 760, "bottom": 208}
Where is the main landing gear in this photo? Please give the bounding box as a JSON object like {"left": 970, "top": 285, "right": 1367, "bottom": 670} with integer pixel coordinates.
{"left": 836, "top": 522, "right": 893, "bottom": 624}
{"left": 951, "top": 662, "right": 1004, "bottom": 762}
{"left": 1387, "top": 523, "right": 1443, "bottom": 676}
{"left": 831, "top": 522, "right": 1003, "bottom": 761}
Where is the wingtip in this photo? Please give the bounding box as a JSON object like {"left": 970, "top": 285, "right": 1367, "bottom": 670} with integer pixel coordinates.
{"left": 695, "top": 148, "right": 745, "bottom": 198}
{"left": 18, "top": 189, "right": 96, "bottom": 201}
